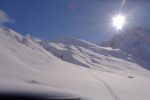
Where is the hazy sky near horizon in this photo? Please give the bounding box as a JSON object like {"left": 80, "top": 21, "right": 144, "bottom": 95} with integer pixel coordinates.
{"left": 0, "top": 0, "right": 150, "bottom": 43}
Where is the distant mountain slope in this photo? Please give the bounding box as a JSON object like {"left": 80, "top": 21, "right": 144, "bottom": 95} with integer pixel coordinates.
{"left": 102, "top": 27, "right": 150, "bottom": 69}
{"left": 33, "top": 36, "right": 150, "bottom": 76}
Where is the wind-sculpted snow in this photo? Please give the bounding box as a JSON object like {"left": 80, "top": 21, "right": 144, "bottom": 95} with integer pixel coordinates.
{"left": 0, "top": 26, "right": 150, "bottom": 100}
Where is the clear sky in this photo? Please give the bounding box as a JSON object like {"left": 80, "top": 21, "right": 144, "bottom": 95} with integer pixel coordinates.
{"left": 0, "top": 0, "right": 150, "bottom": 43}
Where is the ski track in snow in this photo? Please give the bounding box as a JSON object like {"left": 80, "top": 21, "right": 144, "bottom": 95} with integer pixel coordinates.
{"left": 88, "top": 68, "right": 122, "bottom": 100}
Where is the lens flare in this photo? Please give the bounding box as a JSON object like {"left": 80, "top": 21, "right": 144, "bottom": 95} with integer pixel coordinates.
{"left": 112, "top": 15, "right": 126, "bottom": 30}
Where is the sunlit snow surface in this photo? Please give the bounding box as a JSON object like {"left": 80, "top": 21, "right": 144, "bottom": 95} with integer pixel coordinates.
{"left": 0, "top": 27, "right": 150, "bottom": 100}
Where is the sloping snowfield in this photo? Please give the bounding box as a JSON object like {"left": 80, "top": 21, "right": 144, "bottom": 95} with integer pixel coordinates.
{"left": 0, "top": 27, "right": 150, "bottom": 100}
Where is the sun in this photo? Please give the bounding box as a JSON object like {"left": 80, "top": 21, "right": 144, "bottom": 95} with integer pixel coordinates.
{"left": 112, "top": 15, "right": 126, "bottom": 30}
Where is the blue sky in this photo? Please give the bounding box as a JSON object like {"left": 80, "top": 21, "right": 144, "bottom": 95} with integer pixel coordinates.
{"left": 0, "top": 0, "right": 150, "bottom": 43}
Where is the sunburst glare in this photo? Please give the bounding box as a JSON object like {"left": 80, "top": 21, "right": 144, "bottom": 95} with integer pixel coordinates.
{"left": 112, "top": 15, "right": 126, "bottom": 30}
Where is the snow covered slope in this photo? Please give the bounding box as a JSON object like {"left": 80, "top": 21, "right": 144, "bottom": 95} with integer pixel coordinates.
{"left": 0, "top": 26, "right": 150, "bottom": 100}
{"left": 35, "top": 37, "right": 149, "bottom": 76}
{"left": 102, "top": 27, "right": 150, "bottom": 70}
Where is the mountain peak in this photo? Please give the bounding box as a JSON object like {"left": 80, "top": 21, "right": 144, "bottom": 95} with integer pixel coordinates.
{"left": 102, "top": 27, "right": 150, "bottom": 69}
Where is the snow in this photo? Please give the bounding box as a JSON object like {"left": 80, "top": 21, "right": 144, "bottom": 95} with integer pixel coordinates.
{"left": 0, "top": 26, "right": 150, "bottom": 100}
{"left": 37, "top": 36, "right": 150, "bottom": 76}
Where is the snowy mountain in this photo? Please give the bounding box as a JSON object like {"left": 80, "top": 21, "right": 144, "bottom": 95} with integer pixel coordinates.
{"left": 102, "top": 27, "right": 150, "bottom": 70}
{"left": 0, "top": 26, "right": 150, "bottom": 100}
{"left": 34, "top": 36, "right": 150, "bottom": 76}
